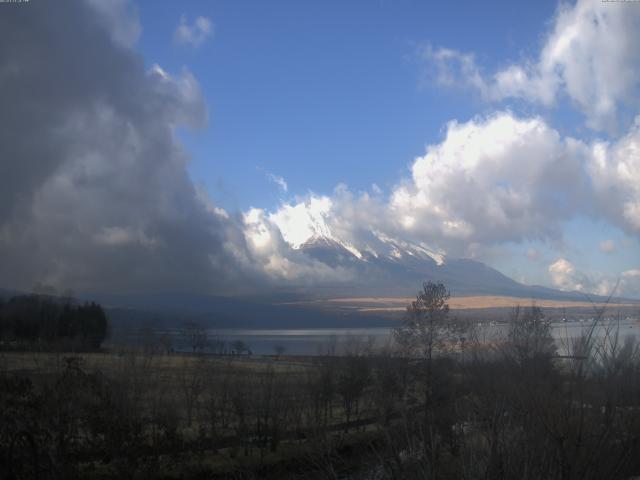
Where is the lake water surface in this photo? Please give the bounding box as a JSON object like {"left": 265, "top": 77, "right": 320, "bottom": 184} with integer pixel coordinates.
{"left": 211, "top": 318, "right": 640, "bottom": 355}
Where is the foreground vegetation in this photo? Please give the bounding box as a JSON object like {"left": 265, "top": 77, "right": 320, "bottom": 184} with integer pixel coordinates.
{"left": 2, "top": 283, "right": 640, "bottom": 479}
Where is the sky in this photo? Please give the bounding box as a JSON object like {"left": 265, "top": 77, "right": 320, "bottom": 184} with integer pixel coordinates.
{"left": 0, "top": 0, "right": 639, "bottom": 298}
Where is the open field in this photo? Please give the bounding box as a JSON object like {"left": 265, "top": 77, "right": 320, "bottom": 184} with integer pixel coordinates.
{"left": 0, "top": 349, "right": 426, "bottom": 479}
{"left": 6, "top": 304, "right": 640, "bottom": 480}
{"left": 4, "top": 334, "right": 640, "bottom": 480}
{"left": 311, "top": 295, "right": 640, "bottom": 313}
{"left": 1, "top": 294, "right": 639, "bottom": 479}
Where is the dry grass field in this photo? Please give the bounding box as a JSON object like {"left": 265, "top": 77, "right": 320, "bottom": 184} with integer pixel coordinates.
{"left": 322, "top": 295, "right": 640, "bottom": 312}
{"left": 4, "top": 315, "right": 640, "bottom": 479}
{"left": 0, "top": 350, "right": 309, "bottom": 378}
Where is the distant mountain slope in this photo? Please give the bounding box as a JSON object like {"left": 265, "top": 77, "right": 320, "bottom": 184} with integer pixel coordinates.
{"left": 296, "top": 234, "right": 625, "bottom": 302}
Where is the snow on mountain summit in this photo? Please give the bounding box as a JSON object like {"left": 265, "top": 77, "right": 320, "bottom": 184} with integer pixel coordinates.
{"left": 264, "top": 195, "right": 446, "bottom": 270}
{"left": 269, "top": 196, "right": 334, "bottom": 248}
{"left": 372, "top": 230, "right": 446, "bottom": 266}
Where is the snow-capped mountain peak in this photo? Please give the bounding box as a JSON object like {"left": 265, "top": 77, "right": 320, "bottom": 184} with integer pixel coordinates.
{"left": 269, "top": 196, "right": 334, "bottom": 248}
{"left": 371, "top": 230, "right": 446, "bottom": 266}
{"left": 266, "top": 196, "right": 447, "bottom": 269}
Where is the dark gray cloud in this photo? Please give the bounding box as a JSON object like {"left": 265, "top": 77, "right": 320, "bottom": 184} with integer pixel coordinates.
{"left": 0, "top": 0, "right": 252, "bottom": 294}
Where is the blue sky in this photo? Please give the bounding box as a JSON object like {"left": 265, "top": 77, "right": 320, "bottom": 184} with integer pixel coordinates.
{"left": 125, "top": 0, "right": 640, "bottom": 295}
{"left": 2, "top": 0, "right": 637, "bottom": 297}
{"left": 127, "top": 0, "right": 640, "bottom": 295}
{"left": 135, "top": 0, "right": 560, "bottom": 211}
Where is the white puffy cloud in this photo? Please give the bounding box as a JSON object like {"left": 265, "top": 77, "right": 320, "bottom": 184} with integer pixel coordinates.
{"left": 597, "top": 273, "right": 639, "bottom": 299}
{"left": 242, "top": 207, "right": 354, "bottom": 283}
{"left": 174, "top": 15, "right": 213, "bottom": 48}
{"left": 257, "top": 110, "right": 637, "bottom": 260}
{"left": 252, "top": 111, "right": 638, "bottom": 295}
{"left": 547, "top": 261, "right": 640, "bottom": 299}
{"left": 264, "top": 112, "right": 592, "bottom": 261}
{"left": 617, "top": 269, "right": 640, "bottom": 298}
{"left": 589, "top": 118, "right": 640, "bottom": 234}
{"left": 549, "top": 258, "right": 585, "bottom": 292}
{"left": 262, "top": 186, "right": 392, "bottom": 259}
{"left": 536, "top": 0, "right": 640, "bottom": 130}
{"left": 420, "top": 45, "right": 488, "bottom": 93}
{"left": 422, "top": 0, "right": 640, "bottom": 130}
{"left": 599, "top": 239, "right": 616, "bottom": 253}
{"left": 388, "top": 112, "right": 590, "bottom": 253}
{"left": 270, "top": 196, "right": 334, "bottom": 248}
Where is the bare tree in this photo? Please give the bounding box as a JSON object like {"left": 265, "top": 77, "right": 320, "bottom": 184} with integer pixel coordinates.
{"left": 393, "top": 281, "right": 459, "bottom": 360}
{"left": 337, "top": 354, "right": 370, "bottom": 429}
{"left": 181, "top": 321, "right": 209, "bottom": 354}
{"left": 392, "top": 282, "right": 463, "bottom": 478}
{"left": 504, "top": 305, "right": 556, "bottom": 366}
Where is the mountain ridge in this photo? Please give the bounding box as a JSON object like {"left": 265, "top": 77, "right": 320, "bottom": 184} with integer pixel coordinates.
{"left": 296, "top": 234, "right": 628, "bottom": 302}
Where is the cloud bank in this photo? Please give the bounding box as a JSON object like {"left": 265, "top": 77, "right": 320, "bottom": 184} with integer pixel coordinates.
{"left": 422, "top": 0, "right": 640, "bottom": 131}
{"left": 257, "top": 112, "right": 640, "bottom": 249}
{"left": 0, "top": 0, "right": 250, "bottom": 294}
{"left": 249, "top": 111, "right": 640, "bottom": 296}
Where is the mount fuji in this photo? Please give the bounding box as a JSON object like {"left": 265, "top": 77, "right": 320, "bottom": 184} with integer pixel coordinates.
{"left": 261, "top": 200, "right": 608, "bottom": 302}
{"left": 285, "top": 232, "right": 594, "bottom": 302}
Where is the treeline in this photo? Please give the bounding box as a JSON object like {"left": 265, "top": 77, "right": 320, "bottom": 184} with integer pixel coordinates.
{"left": 2, "top": 283, "right": 640, "bottom": 479}
{"left": 0, "top": 295, "right": 108, "bottom": 350}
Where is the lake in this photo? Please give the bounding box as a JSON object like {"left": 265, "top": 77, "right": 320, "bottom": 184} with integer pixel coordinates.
{"left": 211, "top": 317, "right": 640, "bottom": 355}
